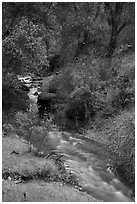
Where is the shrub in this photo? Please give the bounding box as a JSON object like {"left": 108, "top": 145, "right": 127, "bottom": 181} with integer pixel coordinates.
{"left": 49, "top": 60, "right": 102, "bottom": 126}
{"left": 14, "top": 110, "right": 59, "bottom": 153}
{"left": 2, "top": 123, "right": 15, "bottom": 137}
{"left": 65, "top": 86, "right": 93, "bottom": 122}
{"left": 111, "top": 88, "right": 134, "bottom": 110}
{"left": 102, "top": 110, "right": 135, "bottom": 193}
{"left": 2, "top": 86, "right": 29, "bottom": 113}
{"left": 49, "top": 68, "right": 75, "bottom": 98}
{"left": 110, "top": 53, "right": 135, "bottom": 110}
{"left": 34, "top": 160, "right": 57, "bottom": 179}
{"left": 15, "top": 111, "right": 40, "bottom": 140}
{"left": 39, "top": 51, "right": 134, "bottom": 130}
{"left": 29, "top": 126, "right": 47, "bottom": 149}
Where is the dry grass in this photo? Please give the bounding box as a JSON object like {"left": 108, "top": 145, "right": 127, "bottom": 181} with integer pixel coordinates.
{"left": 2, "top": 137, "right": 57, "bottom": 180}
{"left": 2, "top": 180, "right": 98, "bottom": 202}
{"left": 86, "top": 109, "right": 135, "bottom": 193}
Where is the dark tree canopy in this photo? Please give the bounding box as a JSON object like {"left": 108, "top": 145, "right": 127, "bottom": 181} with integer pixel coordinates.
{"left": 3, "top": 2, "right": 135, "bottom": 76}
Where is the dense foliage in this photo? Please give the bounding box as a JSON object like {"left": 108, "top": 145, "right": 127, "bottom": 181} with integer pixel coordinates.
{"left": 2, "top": 2, "right": 135, "bottom": 198}
{"left": 3, "top": 2, "right": 135, "bottom": 76}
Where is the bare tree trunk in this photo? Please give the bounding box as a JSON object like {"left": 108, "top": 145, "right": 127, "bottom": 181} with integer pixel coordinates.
{"left": 105, "top": 3, "right": 125, "bottom": 57}
{"left": 108, "top": 20, "right": 118, "bottom": 57}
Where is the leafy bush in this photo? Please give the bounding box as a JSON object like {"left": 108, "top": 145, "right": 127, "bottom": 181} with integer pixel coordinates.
{"left": 2, "top": 16, "right": 49, "bottom": 75}
{"left": 47, "top": 58, "right": 111, "bottom": 125}
{"left": 48, "top": 69, "right": 75, "bottom": 98}
{"left": 111, "top": 88, "right": 134, "bottom": 110}
{"left": 53, "top": 58, "right": 114, "bottom": 123}
{"left": 38, "top": 49, "right": 134, "bottom": 131}
{"left": 2, "top": 85, "right": 29, "bottom": 117}
{"left": 110, "top": 54, "right": 135, "bottom": 110}
{"left": 65, "top": 86, "right": 93, "bottom": 122}
{"left": 15, "top": 111, "right": 41, "bottom": 140}
{"left": 2, "top": 123, "right": 15, "bottom": 137}
{"left": 14, "top": 110, "right": 59, "bottom": 153}
{"left": 29, "top": 126, "right": 47, "bottom": 149}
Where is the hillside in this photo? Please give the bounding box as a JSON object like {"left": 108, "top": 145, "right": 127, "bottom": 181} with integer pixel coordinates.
{"left": 2, "top": 2, "right": 135, "bottom": 202}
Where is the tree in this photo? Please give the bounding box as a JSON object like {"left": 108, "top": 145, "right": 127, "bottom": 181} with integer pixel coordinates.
{"left": 2, "top": 2, "right": 62, "bottom": 77}
{"left": 104, "top": 2, "right": 135, "bottom": 56}
{"left": 52, "top": 2, "right": 100, "bottom": 61}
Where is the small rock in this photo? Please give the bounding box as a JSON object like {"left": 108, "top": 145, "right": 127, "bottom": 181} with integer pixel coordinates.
{"left": 7, "top": 176, "right": 11, "bottom": 181}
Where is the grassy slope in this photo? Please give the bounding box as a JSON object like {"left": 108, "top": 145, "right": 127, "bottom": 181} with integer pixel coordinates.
{"left": 86, "top": 109, "right": 135, "bottom": 192}
{"left": 82, "top": 52, "right": 135, "bottom": 195}
{"left": 2, "top": 135, "right": 98, "bottom": 202}
{"left": 3, "top": 180, "right": 97, "bottom": 202}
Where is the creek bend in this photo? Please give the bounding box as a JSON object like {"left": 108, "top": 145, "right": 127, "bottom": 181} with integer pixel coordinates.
{"left": 27, "top": 84, "right": 133, "bottom": 202}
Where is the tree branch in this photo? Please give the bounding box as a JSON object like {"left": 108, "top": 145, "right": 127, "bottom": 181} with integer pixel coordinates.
{"left": 104, "top": 3, "right": 114, "bottom": 26}
{"left": 47, "top": 2, "right": 53, "bottom": 10}
{"left": 117, "top": 21, "right": 131, "bottom": 34}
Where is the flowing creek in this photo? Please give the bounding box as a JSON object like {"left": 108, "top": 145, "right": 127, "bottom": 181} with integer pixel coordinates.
{"left": 28, "top": 85, "right": 133, "bottom": 202}
{"left": 57, "top": 131, "right": 132, "bottom": 202}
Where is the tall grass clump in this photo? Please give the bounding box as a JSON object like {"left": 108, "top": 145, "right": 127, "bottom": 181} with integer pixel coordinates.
{"left": 109, "top": 111, "right": 135, "bottom": 192}
{"left": 95, "top": 110, "right": 135, "bottom": 195}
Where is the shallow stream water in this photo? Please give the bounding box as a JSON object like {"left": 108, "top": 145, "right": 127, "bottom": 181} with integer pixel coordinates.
{"left": 56, "top": 131, "right": 133, "bottom": 202}
{"left": 28, "top": 85, "right": 133, "bottom": 202}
